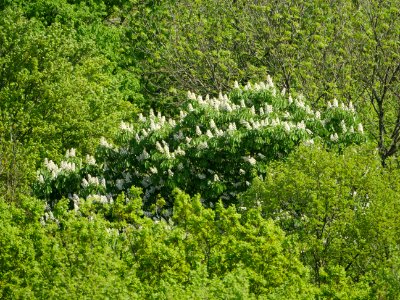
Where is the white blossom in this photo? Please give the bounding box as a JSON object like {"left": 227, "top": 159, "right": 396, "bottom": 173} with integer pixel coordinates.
{"left": 333, "top": 98, "right": 339, "bottom": 108}
{"left": 297, "top": 120, "right": 306, "bottom": 130}
{"left": 188, "top": 91, "right": 196, "bottom": 100}
{"left": 234, "top": 81, "right": 240, "bottom": 89}
{"left": 283, "top": 122, "right": 291, "bottom": 132}
{"left": 228, "top": 122, "right": 237, "bottom": 131}
{"left": 156, "top": 141, "right": 164, "bottom": 153}
{"left": 86, "top": 154, "right": 96, "bottom": 165}
{"left": 341, "top": 120, "right": 347, "bottom": 133}
{"left": 215, "top": 129, "right": 224, "bottom": 137}
{"left": 174, "top": 146, "right": 186, "bottom": 156}
{"left": 198, "top": 141, "right": 209, "bottom": 150}
{"left": 210, "top": 119, "right": 216, "bottom": 129}
{"left": 180, "top": 110, "right": 187, "bottom": 119}
{"left": 168, "top": 118, "right": 176, "bottom": 126}
{"left": 100, "top": 137, "right": 112, "bottom": 148}
{"left": 66, "top": 148, "right": 76, "bottom": 158}
{"left": 304, "top": 139, "right": 314, "bottom": 146}
{"left": 206, "top": 129, "right": 214, "bottom": 138}
{"left": 188, "top": 103, "right": 194, "bottom": 111}
{"left": 265, "top": 104, "right": 273, "bottom": 114}
{"left": 37, "top": 173, "right": 44, "bottom": 184}
{"left": 239, "top": 169, "right": 246, "bottom": 175}
{"left": 358, "top": 123, "right": 364, "bottom": 134}
{"left": 243, "top": 156, "right": 257, "bottom": 165}
{"left": 72, "top": 194, "right": 80, "bottom": 211}
{"left": 196, "top": 126, "right": 202, "bottom": 136}
{"left": 315, "top": 111, "right": 321, "bottom": 119}
{"left": 296, "top": 100, "right": 305, "bottom": 109}
{"left": 87, "top": 174, "right": 99, "bottom": 185}
{"left": 120, "top": 121, "right": 133, "bottom": 132}
{"left": 168, "top": 169, "right": 174, "bottom": 177}
{"left": 116, "top": 179, "right": 124, "bottom": 190}
{"left": 176, "top": 126, "right": 187, "bottom": 140}
{"left": 213, "top": 174, "right": 220, "bottom": 182}
{"left": 101, "top": 178, "right": 106, "bottom": 188}
{"left": 198, "top": 173, "right": 206, "bottom": 180}
{"left": 349, "top": 101, "right": 355, "bottom": 112}
{"left": 60, "top": 161, "right": 76, "bottom": 172}
{"left": 137, "top": 149, "right": 150, "bottom": 161}
{"left": 45, "top": 159, "right": 58, "bottom": 173}
{"left": 149, "top": 108, "right": 155, "bottom": 119}
{"left": 138, "top": 113, "right": 146, "bottom": 122}
{"left": 81, "top": 178, "right": 89, "bottom": 188}
{"left": 266, "top": 75, "right": 274, "bottom": 88}
{"left": 257, "top": 153, "right": 266, "bottom": 159}
{"left": 150, "top": 166, "right": 158, "bottom": 174}
{"left": 330, "top": 133, "right": 339, "bottom": 142}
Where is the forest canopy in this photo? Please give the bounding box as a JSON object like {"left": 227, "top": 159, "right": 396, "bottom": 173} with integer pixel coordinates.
{"left": 0, "top": 0, "right": 400, "bottom": 299}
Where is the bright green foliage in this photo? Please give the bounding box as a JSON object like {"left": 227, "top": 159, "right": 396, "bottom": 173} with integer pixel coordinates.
{"left": 349, "top": 0, "right": 400, "bottom": 165}
{"left": 2, "top": 0, "right": 400, "bottom": 297}
{"left": 0, "top": 5, "right": 139, "bottom": 199}
{"left": 0, "top": 190, "right": 315, "bottom": 299}
{"left": 240, "top": 144, "right": 400, "bottom": 298}
{"left": 34, "top": 79, "right": 365, "bottom": 208}
{"left": 127, "top": 0, "right": 400, "bottom": 162}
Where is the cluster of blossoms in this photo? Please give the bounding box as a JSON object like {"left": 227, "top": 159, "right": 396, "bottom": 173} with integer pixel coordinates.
{"left": 40, "top": 155, "right": 77, "bottom": 180}
{"left": 34, "top": 77, "right": 366, "bottom": 210}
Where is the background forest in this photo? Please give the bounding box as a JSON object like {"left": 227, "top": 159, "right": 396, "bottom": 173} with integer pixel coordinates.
{"left": 1, "top": 0, "right": 400, "bottom": 299}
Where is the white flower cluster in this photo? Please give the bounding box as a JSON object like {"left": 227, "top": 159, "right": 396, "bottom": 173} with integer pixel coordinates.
{"left": 60, "top": 160, "right": 76, "bottom": 172}
{"left": 242, "top": 75, "right": 276, "bottom": 95}
{"left": 40, "top": 210, "right": 58, "bottom": 226}
{"left": 37, "top": 172, "right": 45, "bottom": 184}
{"left": 81, "top": 174, "right": 105, "bottom": 188}
{"left": 86, "top": 154, "right": 96, "bottom": 165}
{"left": 87, "top": 194, "right": 113, "bottom": 204}
{"left": 44, "top": 158, "right": 76, "bottom": 178}
{"left": 330, "top": 133, "right": 339, "bottom": 142}
{"left": 44, "top": 158, "right": 58, "bottom": 173}
{"left": 120, "top": 121, "right": 133, "bottom": 132}
{"left": 116, "top": 179, "right": 125, "bottom": 190}
{"left": 65, "top": 148, "right": 76, "bottom": 158}
{"left": 242, "top": 156, "right": 257, "bottom": 165}
{"left": 100, "top": 137, "right": 112, "bottom": 148}
{"left": 137, "top": 149, "right": 150, "bottom": 161}
{"left": 327, "top": 98, "right": 356, "bottom": 113}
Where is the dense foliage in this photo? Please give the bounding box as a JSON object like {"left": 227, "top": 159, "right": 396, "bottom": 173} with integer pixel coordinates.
{"left": 1, "top": 0, "right": 400, "bottom": 298}
{"left": 34, "top": 79, "right": 365, "bottom": 209}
